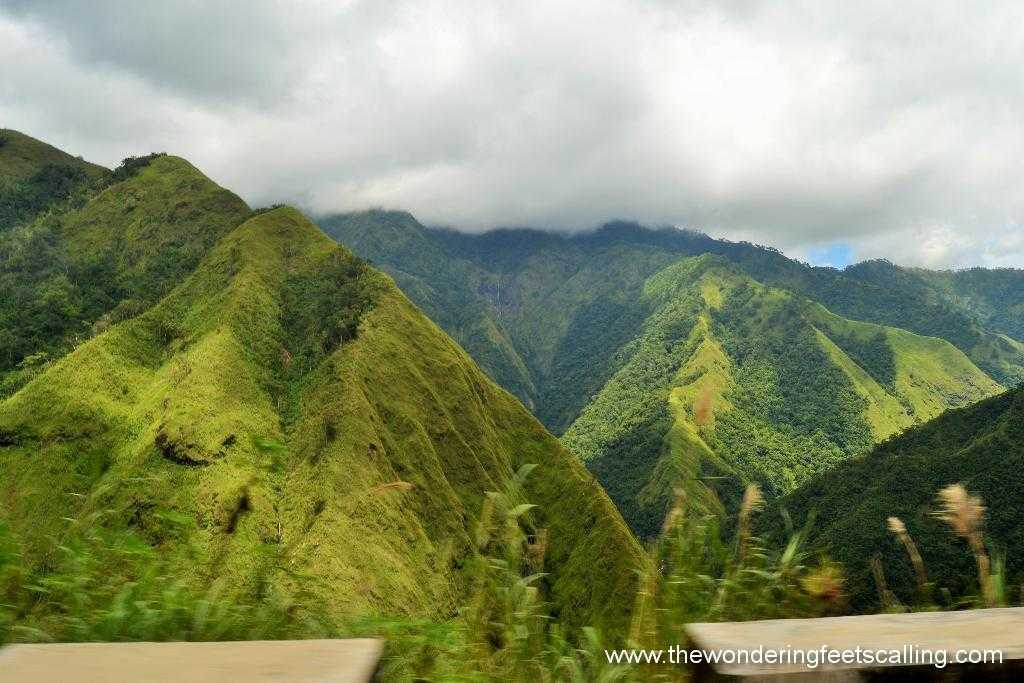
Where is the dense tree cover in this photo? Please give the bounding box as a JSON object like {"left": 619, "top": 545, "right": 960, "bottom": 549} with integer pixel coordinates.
{"left": 0, "top": 214, "right": 119, "bottom": 392}
{"left": 709, "top": 282, "right": 874, "bottom": 493}
{"left": 280, "top": 248, "right": 375, "bottom": 371}
{"left": 561, "top": 259, "right": 925, "bottom": 535}
{"left": 536, "top": 295, "right": 654, "bottom": 432}
{"left": 557, "top": 256, "right": 990, "bottom": 536}
{"left": 914, "top": 266, "right": 1024, "bottom": 343}
{"left": 777, "top": 386, "right": 1024, "bottom": 609}
{"left": 564, "top": 295, "right": 702, "bottom": 538}
{"left": 0, "top": 129, "right": 108, "bottom": 232}
{"left": 0, "top": 162, "right": 92, "bottom": 231}
{"left": 826, "top": 328, "right": 896, "bottom": 390}
{"left": 276, "top": 247, "right": 378, "bottom": 428}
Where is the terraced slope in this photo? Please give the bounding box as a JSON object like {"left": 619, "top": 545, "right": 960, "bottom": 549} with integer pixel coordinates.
{"left": 0, "top": 207, "right": 643, "bottom": 632}
{"left": 780, "top": 387, "right": 1024, "bottom": 609}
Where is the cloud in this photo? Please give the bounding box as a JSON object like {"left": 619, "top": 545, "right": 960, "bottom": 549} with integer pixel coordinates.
{"left": 1, "top": 0, "right": 1023, "bottom": 268}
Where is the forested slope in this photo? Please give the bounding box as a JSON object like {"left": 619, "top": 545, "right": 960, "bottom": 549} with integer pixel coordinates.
{"left": 0, "top": 128, "right": 107, "bottom": 232}
{"left": 325, "top": 214, "right": 1024, "bottom": 427}
{"left": 780, "top": 386, "right": 1024, "bottom": 609}
{"left": 320, "top": 211, "right": 535, "bottom": 407}
{"left": 561, "top": 256, "right": 998, "bottom": 535}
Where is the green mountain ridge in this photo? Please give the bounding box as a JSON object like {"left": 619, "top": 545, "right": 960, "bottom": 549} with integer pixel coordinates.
{"left": 323, "top": 211, "right": 1015, "bottom": 534}
{"left": 0, "top": 136, "right": 643, "bottom": 634}
{"left": 323, "top": 214, "right": 1024, "bottom": 416}
{"left": 779, "top": 385, "right": 1024, "bottom": 609}
{"left": 0, "top": 129, "right": 106, "bottom": 186}
{"left": 561, "top": 255, "right": 999, "bottom": 535}
{"left": 4, "top": 128, "right": 1023, "bottom": 640}
{"left": 1, "top": 152, "right": 250, "bottom": 395}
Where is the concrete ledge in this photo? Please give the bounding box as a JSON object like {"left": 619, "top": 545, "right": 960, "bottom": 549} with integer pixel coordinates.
{"left": 686, "top": 607, "right": 1024, "bottom": 681}
{"left": 0, "top": 638, "right": 383, "bottom": 682}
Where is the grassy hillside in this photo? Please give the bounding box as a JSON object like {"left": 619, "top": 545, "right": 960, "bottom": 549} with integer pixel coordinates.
{"left": 324, "top": 216, "right": 696, "bottom": 432}
{"left": 0, "top": 206, "right": 643, "bottom": 633}
{"left": 0, "top": 129, "right": 106, "bottom": 185}
{"left": 835, "top": 260, "right": 1024, "bottom": 385}
{"left": 560, "top": 256, "right": 999, "bottom": 536}
{"left": 779, "top": 386, "right": 1024, "bottom": 609}
{"left": 0, "top": 129, "right": 108, "bottom": 232}
{"left": 0, "top": 152, "right": 251, "bottom": 395}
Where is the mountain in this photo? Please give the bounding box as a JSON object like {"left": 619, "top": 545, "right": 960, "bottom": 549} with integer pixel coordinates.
{"left": 323, "top": 215, "right": 1024, "bottom": 423}
{"left": 0, "top": 152, "right": 251, "bottom": 396}
{"left": 0, "top": 143, "right": 644, "bottom": 634}
{"left": 779, "top": 386, "right": 1024, "bottom": 609}
{"left": 913, "top": 267, "right": 1024, "bottom": 342}
{"left": 322, "top": 212, "right": 1013, "bottom": 535}
{"left": 0, "top": 129, "right": 107, "bottom": 233}
{"left": 832, "top": 260, "right": 1024, "bottom": 386}
{"left": 5, "top": 128, "right": 1018, "bottom": 633}
{"left": 561, "top": 256, "right": 999, "bottom": 535}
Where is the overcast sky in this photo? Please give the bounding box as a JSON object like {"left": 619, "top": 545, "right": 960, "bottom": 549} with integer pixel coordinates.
{"left": 2, "top": 1, "right": 1023, "bottom": 269}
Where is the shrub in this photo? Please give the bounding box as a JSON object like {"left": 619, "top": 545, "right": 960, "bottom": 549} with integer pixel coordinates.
{"left": 110, "top": 153, "right": 167, "bottom": 183}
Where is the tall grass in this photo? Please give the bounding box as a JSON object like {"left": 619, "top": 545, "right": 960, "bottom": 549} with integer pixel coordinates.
{"left": 630, "top": 484, "right": 843, "bottom": 653}
{"left": 0, "top": 510, "right": 333, "bottom": 644}
{"left": 0, "top": 474, "right": 1016, "bottom": 681}
{"left": 372, "top": 464, "right": 629, "bottom": 682}
{"left": 369, "top": 478, "right": 843, "bottom": 681}
{"left": 880, "top": 482, "right": 1008, "bottom": 611}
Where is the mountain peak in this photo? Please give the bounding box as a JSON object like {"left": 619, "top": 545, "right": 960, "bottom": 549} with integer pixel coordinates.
{"left": 0, "top": 143, "right": 250, "bottom": 385}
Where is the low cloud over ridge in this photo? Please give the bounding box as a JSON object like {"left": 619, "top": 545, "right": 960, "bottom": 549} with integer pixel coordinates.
{"left": 2, "top": 0, "right": 1023, "bottom": 268}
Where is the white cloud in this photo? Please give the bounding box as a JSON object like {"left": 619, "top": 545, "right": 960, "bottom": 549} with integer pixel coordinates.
{"left": 1, "top": 0, "right": 1023, "bottom": 268}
